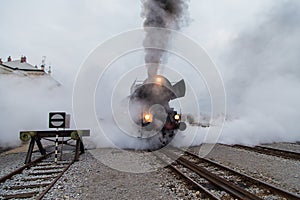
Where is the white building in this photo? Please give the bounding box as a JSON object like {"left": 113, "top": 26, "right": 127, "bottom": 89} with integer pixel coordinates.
{"left": 0, "top": 56, "right": 49, "bottom": 76}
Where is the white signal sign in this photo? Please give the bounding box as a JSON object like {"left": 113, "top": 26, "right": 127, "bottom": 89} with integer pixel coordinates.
{"left": 49, "top": 112, "right": 66, "bottom": 128}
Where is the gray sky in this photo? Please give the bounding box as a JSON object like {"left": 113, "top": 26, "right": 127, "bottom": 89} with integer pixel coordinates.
{"left": 1, "top": 0, "right": 300, "bottom": 146}
{"left": 0, "top": 0, "right": 273, "bottom": 85}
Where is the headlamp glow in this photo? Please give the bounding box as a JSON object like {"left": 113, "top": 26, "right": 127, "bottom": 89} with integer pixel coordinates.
{"left": 143, "top": 113, "right": 152, "bottom": 123}
{"left": 174, "top": 114, "right": 180, "bottom": 120}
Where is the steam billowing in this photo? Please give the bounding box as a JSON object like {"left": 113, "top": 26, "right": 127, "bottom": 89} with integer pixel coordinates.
{"left": 141, "top": 0, "right": 189, "bottom": 77}
{"left": 1, "top": 1, "right": 300, "bottom": 150}
{"left": 215, "top": 1, "right": 300, "bottom": 145}
{"left": 0, "top": 75, "right": 71, "bottom": 147}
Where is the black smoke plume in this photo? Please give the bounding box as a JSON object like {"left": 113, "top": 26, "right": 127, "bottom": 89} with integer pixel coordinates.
{"left": 141, "top": 0, "right": 189, "bottom": 77}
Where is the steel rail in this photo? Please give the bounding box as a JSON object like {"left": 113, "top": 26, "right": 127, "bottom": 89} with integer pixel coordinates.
{"left": 36, "top": 161, "right": 74, "bottom": 200}
{"left": 184, "top": 150, "right": 300, "bottom": 200}
{"left": 161, "top": 149, "right": 262, "bottom": 200}
{"left": 0, "top": 152, "right": 73, "bottom": 199}
{"left": 0, "top": 151, "right": 53, "bottom": 183}
{"left": 233, "top": 144, "right": 300, "bottom": 161}
{"left": 152, "top": 151, "right": 220, "bottom": 200}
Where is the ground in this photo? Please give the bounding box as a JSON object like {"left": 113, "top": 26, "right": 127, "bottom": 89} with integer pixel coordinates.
{"left": 0, "top": 143, "right": 299, "bottom": 199}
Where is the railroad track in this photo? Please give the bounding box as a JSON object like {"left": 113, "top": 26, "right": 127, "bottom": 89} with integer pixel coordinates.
{"left": 232, "top": 144, "right": 300, "bottom": 161}
{"left": 0, "top": 152, "right": 73, "bottom": 199}
{"left": 155, "top": 148, "right": 300, "bottom": 200}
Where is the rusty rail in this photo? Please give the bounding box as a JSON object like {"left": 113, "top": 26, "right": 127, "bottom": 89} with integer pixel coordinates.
{"left": 184, "top": 150, "right": 300, "bottom": 200}
{"left": 161, "top": 149, "right": 262, "bottom": 200}
{"left": 153, "top": 151, "right": 220, "bottom": 200}
{"left": 0, "top": 151, "right": 53, "bottom": 183}
{"left": 233, "top": 144, "right": 300, "bottom": 160}
{"left": 0, "top": 153, "right": 73, "bottom": 199}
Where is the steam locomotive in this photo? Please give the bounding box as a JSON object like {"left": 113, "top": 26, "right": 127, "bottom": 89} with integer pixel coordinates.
{"left": 129, "top": 75, "right": 186, "bottom": 146}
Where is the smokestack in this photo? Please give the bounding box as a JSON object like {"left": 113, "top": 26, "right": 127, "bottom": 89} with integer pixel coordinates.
{"left": 7, "top": 56, "right": 12, "bottom": 62}
{"left": 0, "top": 58, "right": 2, "bottom": 65}
{"left": 41, "top": 65, "right": 45, "bottom": 71}
{"left": 141, "top": 0, "right": 190, "bottom": 78}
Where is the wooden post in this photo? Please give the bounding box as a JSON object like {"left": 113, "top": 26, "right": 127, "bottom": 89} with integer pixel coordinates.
{"left": 35, "top": 136, "right": 46, "bottom": 155}
{"left": 80, "top": 140, "right": 85, "bottom": 154}
{"left": 74, "top": 139, "right": 80, "bottom": 161}
{"left": 25, "top": 138, "right": 35, "bottom": 164}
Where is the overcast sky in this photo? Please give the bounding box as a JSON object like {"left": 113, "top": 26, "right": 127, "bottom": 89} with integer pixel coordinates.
{"left": 1, "top": 0, "right": 300, "bottom": 146}
{"left": 0, "top": 0, "right": 274, "bottom": 85}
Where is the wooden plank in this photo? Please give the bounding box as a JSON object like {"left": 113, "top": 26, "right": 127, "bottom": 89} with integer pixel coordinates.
{"left": 20, "top": 130, "right": 90, "bottom": 138}
{"left": 6, "top": 183, "right": 49, "bottom": 190}
{"left": 3, "top": 191, "right": 38, "bottom": 199}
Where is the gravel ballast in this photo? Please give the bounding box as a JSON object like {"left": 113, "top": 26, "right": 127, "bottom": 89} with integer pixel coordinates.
{"left": 44, "top": 150, "right": 181, "bottom": 200}
{"left": 191, "top": 144, "right": 300, "bottom": 195}
{"left": 1, "top": 143, "right": 299, "bottom": 199}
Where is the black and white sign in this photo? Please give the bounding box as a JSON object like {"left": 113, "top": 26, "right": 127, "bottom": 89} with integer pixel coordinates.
{"left": 49, "top": 112, "right": 66, "bottom": 128}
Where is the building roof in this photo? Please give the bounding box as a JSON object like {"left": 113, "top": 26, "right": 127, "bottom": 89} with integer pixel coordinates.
{"left": 1, "top": 60, "right": 43, "bottom": 72}
{"left": 0, "top": 66, "right": 11, "bottom": 73}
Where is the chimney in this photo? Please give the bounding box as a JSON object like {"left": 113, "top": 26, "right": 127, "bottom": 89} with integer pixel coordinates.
{"left": 7, "top": 56, "right": 12, "bottom": 62}
{"left": 20, "top": 56, "right": 27, "bottom": 63}
{"left": 0, "top": 58, "right": 2, "bottom": 65}
{"left": 41, "top": 64, "right": 45, "bottom": 71}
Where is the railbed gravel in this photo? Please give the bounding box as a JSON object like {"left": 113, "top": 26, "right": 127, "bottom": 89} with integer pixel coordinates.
{"left": 0, "top": 151, "right": 42, "bottom": 178}
{"left": 1, "top": 143, "right": 299, "bottom": 199}
{"left": 43, "top": 150, "right": 193, "bottom": 200}
{"left": 261, "top": 142, "right": 300, "bottom": 153}
{"left": 191, "top": 144, "right": 300, "bottom": 195}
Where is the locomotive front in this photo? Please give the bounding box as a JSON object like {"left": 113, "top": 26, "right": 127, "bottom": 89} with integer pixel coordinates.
{"left": 129, "top": 75, "right": 186, "bottom": 146}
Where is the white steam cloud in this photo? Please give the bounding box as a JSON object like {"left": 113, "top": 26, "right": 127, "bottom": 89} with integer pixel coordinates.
{"left": 218, "top": 1, "right": 300, "bottom": 145}
{"left": 0, "top": 75, "right": 71, "bottom": 147}
{"left": 1, "top": 1, "right": 300, "bottom": 150}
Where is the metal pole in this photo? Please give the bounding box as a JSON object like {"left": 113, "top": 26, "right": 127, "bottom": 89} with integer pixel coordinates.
{"left": 54, "top": 129, "right": 58, "bottom": 164}
{"left": 60, "top": 136, "right": 64, "bottom": 161}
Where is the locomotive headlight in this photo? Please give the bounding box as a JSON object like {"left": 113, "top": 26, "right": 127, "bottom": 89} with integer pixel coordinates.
{"left": 155, "top": 77, "right": 162, "bottom": 85}
{"left": 144, "top": 113, "right": 153, "bottom": 123}
{"left": 174, "top": 114, "right": 180, "bottom": 121}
